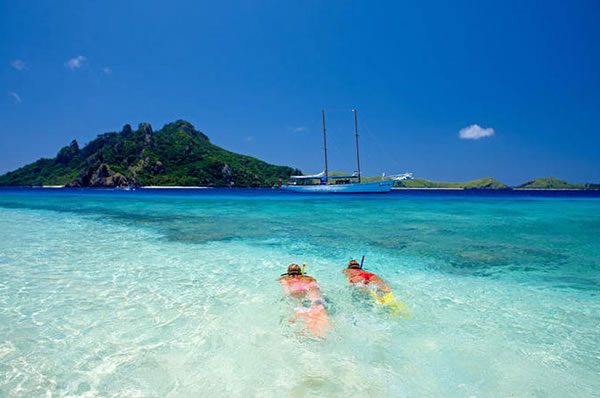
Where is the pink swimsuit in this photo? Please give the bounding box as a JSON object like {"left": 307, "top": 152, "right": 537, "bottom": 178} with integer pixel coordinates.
{"left": 285, "top": 279, "right": 318, "bottom": 294}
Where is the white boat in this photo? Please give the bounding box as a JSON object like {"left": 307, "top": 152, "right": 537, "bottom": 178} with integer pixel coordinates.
{"left": 283, "top": 179, "right": 394, "bottom": 193}
{"left": 282, "top": 109, "right": 406, "bottom": 193}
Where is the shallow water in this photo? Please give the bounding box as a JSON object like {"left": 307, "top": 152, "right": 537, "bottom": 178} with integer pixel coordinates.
{"left": 0, "top": 188, "right": 599, "bottom": 397}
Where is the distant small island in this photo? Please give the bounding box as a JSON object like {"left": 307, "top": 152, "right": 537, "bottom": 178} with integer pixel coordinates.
{"left": 392, "top": 177, "right": 508, "bottom": 189}
{"left": 514, "top": 177, "right": 599, "bottom": 190}
{"left": 394, "top": 177, "right": 599, "bottom": 190}
{"left": 0, "top": 121, "right": 598, "bottom": 190}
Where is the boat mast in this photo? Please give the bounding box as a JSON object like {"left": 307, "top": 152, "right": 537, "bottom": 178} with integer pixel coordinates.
{"left": 353, "top": 109, "right": 361, "bottom": 183}
{"left": 322, "top": 109, "right": 328, "bottom": 184}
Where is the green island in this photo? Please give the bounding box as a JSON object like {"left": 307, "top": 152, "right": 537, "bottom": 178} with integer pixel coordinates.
{"left": 391, "top": 177, "right": 508, "bottom": 189}
{"left": 0, "top": 121, "right": 598, "bottom": 190}
{"left": 0, "top": 120, "right": 301, "bottom": 188}
{"left": 514, "top": 177, "right": 600, "bottom": 190}
{"left": 308, "top": 174, "right": 598, "bottom": 190}
{"left": 394, "top": 177, "right": 598, "bottom": 190}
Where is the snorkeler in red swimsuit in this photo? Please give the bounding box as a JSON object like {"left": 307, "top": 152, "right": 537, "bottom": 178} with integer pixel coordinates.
{"left": 343, "top": 259, "right": 391, "bottom": 293}
{"left": 343, "top": 260, "right": 410, "bottom": 318}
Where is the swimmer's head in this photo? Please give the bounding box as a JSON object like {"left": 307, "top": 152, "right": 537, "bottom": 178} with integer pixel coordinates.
{"left": 347, "top": 260, "right": 361, "bottom": 269}
{"left": 287, "top": 263, "right": 302, "bottom": 276}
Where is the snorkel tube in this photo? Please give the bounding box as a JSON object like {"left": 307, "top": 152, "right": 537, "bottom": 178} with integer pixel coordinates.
{"left": 360, "top": 256, "right": 365, "bottom": 269}
{"left": 302, "top": 263, "right": 306, "bottom": 275}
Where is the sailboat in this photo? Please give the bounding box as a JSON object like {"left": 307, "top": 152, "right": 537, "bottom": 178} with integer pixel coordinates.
{"left": 282, "top": 110, "right": 405, "bottom": 193}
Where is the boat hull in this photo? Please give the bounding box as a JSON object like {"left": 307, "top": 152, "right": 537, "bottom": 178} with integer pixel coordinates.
{"left": 281, "top": 180, "right": 393, "bottom": 193}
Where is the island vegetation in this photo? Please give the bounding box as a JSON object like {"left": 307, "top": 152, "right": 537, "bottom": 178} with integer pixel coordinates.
{"left": 392, "top": 177, "right": 508, "bottom": 189}
{"left": 0, "top": 120, "right": 301, "bottom": 188}
{"left": 515, "top": 177, "right": 600, "bottom": 190}
{"left": 391, "top": 176, "right": 598, "bottom": 189}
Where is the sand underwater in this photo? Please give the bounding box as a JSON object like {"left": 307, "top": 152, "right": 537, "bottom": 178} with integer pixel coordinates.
{"left": 0, "top": 188, "right": 599, "bottom": 397}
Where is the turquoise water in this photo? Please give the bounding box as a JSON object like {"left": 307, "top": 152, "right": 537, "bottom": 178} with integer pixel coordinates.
{"left": 1, "top": 188, "right": 599, "bottom": 397}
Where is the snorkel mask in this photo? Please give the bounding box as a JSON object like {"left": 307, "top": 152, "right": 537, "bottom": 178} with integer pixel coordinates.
{"left": 281, "top": 263, "right": 306, "bottom": 276}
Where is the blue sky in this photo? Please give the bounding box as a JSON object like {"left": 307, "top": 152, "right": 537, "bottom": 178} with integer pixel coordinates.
{"left": 1, "top": 0, "right": 599, "bottom": 185}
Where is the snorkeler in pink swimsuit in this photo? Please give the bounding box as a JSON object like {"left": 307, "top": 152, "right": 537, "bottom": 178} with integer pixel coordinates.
{"left": 279, "top": 264, "right": 330, "bottom": 337}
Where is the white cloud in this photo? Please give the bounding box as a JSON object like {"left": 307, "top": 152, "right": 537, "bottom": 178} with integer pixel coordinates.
{"left": 103, "top": 67, "right": 112, "bottom": 74}
{"left": 11, "top": 59, "right": 25, "bottom": 70}
{"left": 459, "top": 124, "right": 495, "bottom": 140}
{"left": 65, "top": 55, "right": 87, "bottom": 70}
{"left": 294, "top": 127, "right": 307, "bottom": 133}
{"left": 244, "top": 136, "right": 255, "bottom": 142}
{"left": 8, "top": 91, "right": 21, "bottom": 103}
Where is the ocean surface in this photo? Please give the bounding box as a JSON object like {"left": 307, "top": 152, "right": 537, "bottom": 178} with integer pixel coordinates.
{"left": 0, "top": 188, "right": 599, "bottom": 397}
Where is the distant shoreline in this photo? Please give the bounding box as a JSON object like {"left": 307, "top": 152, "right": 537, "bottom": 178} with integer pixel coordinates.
{"left": 39, "top": 185, "right": 212, "bottom": 189}
{"left": 394, "top": 187, "right": 594, "bottom": 191}
{"left": 24, "top": 185, "right": 598, "bottom": 191}
{"left": 392, "top": 187, "right": 464, "bottom": 190}
{"left": 511, "top": 188, "right": 590, "bottom": 191}
{"left": 141, "top": 186, "right": 211, "bottom": 189}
